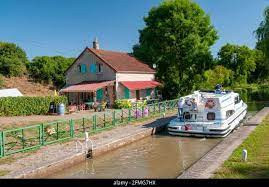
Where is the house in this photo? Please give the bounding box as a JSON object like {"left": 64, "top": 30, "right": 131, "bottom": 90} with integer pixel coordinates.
{"left": 0, "top": 88, "right": 23, "bottom": 97}
{"left": 60, "top": 38, "right": 161, "bottom": 106}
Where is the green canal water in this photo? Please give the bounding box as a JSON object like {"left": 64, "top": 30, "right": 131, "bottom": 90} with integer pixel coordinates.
{"left": 50, "top": 101, "right": 268, "bottom": 178}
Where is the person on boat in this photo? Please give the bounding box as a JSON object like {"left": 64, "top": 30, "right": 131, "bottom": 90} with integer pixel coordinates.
{"left": 215, "top": 84, "right": 222, "bottom": 94}
{"left": 191, "top": 98, "right": 198, "bottom": 112}
{"left": 177, "top": 98, "right": 185, "bottom": 118}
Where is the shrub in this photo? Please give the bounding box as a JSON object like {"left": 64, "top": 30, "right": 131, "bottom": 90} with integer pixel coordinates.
{"left": 0, "top": 96, "right": 67, "bottom": 116}
{"left": 113, "top": 99, "right": 132, "bottom": 109}
{"left": 0, "top": 74, "right": 4, "bottom": 88}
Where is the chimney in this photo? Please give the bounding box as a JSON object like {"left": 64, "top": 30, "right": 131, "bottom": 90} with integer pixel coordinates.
{"left": 93, "top": 37, "right": 99, "bottom": 49}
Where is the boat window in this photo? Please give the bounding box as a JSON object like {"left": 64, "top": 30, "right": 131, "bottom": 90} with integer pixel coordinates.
{"left": 207, "top": 112, "right": 215, "bottom": 120}
{"left": 226, "top": 110, "right": 235, "bottom": 118}
{"left": 183, "top": 112, "right": 191, "bottom": 120}
{"left": 234, "top": 96, "right": 240, "bottom": 104}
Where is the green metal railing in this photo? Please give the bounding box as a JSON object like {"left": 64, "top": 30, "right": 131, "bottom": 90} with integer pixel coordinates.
{"left": 0, "top": 99, "right": 179, "bottom": 158}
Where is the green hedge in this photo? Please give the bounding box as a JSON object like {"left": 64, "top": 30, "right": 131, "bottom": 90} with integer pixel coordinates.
{"left": 233, "top": 85, "right": 269, "bottom": 102}
{"left": 0, "top": 96, "right": 67, "bottom": 116}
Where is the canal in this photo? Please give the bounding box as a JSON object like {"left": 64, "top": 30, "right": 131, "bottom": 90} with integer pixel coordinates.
{"left": 50, "top": 101, "right": 268, "bottom": 178}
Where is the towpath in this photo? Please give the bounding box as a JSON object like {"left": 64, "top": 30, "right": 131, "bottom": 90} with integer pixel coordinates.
{"left": 0, "top": 112, "right": 176, "bottom": 178}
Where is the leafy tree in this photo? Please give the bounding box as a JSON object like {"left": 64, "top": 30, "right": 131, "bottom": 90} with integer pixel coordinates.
{"left": 217, "top": 44, "right": 256, "bottom": 84}
{"left": 255, "top": 6, "right": 269, "bottom": 81}
{"left": 249, "top": 49, "right": 267, "bottom": 83}
{"left": 28, "top": 56, "right": 74, "bottom": 88}
{"left": 256, "top": 6, "right": 269, "bottom": 57}
{"left": 199, "top": 65, "right": 234, "bottom": 89}
{"left": 133, "top": 0, "right": 218, "bottom": 99}
{"left": 0, "top": 42, "right": 29, "bottom": 76}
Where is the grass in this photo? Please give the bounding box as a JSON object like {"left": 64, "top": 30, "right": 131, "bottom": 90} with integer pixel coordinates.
{"left": 0, "top": 170, "right": 10, "bottom": 176}
{"left": 214, "top": 115, "right": 269, "bottom": 178}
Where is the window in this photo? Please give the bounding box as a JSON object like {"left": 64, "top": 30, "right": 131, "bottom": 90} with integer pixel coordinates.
{"left": 226, "top": 110, "right": 235, "bottom": 118}
{"left": 97, "top": 63, "right": 103, "bottom": 73}
{"left": 78, "top": 64, "right": 87, "bottom": 73}
{"left": 183, "top": 112, "right": 191, "bottom": 120}
{"left": 234, "top": 96, "right": 240, "bottom": 104}
{"left": 207, "top": 112, "right": 215, "bottom": 120}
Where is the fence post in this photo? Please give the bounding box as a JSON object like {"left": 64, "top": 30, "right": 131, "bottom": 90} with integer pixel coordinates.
{"left": 0, "top": 131, "right": 3, "bottom": 157}
{"left": 92, "top": 115, "right": 97, "bottom": 131}
{"left": 159, "top": 102, "right": 161, "bottom": 113}
{"left": 41, "top": 123, "right": 44, "bottom": 145}
{"left": 21, "top": 129, "right": 25, "bottom": 149}
{"left": 82, "top": 117, "right": 85, "bottom": 132}
{"left": 136, "top": 103, "right": 138, "bottom": 119}
{"left": 121, "top": 109, "right": 124, "bottom": 122}
{"left": 69, "top": 119, "right": 74, "bottom": 138}
{"left": 128, "top": 109, "right": 131, "bottom": 121}
{"left": 142, "top": 106, "right": 144, "bottom": 118}
{"left": 56, "top": 122, "right": 59, "bottom": 140}
{"left": 153, "top": 103, "right": 156, "bottom": 113}
{"left": 104, "top": 113, "right": 106, "bottom": 127}
{"left": 112, "top": 111, "right": 116, "bottom": 126}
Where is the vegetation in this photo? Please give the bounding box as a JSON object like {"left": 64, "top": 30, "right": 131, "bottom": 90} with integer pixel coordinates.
{"left": 0, "top": 41, "right": 74, "bottom": 89}
{"left": 133, "top": 0, "right": 218, "bottom": 99}
{"left": 217, "top": 44, "right": 256, "bottom": 84}
{"left": 28, "top": 56, "right": 74, "bottom": 88}
{"left": 0, "top": 74, "right": 4, "bottom": 88}
{"left": 133, "top": 1, "right": 269, "bottom": 99}
{"left": 0, "top": 42, "right": 29, "bottom": 77}
{"left": 214, "top": 116, "right": 269, "bottom": 178}
{"left": 0, "top": 1, "right": 269, "bottom": 99}
{"left": 0, "top": 96, "right": 67, "bottom": 116}
{"left": 114, "top": 99, "right": 132, "bottom": 109}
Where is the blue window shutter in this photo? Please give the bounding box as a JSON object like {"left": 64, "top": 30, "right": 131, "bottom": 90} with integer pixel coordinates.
{"left": 97, "top": 89, "right": 103, "bottom": 100}
{"left": 81, "top": 64, "right": 86, "bottom": 73}
{"left": 124, "top": 87, "right": 130, "bottom": 99}
{"left": 90, "top": 64, "right": 96, "bottom": 73}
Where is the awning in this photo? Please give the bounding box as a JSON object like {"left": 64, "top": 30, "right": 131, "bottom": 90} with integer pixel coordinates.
{"left": 60, "top": 80, "right": 115, "bottom": 93}
{"left": 120, "top": 81, "right": 161, "bottom": 91}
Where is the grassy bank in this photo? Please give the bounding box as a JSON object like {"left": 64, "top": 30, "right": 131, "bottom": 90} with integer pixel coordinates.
{"left": 214, "top": 115, "right": 269, "bottom": 178}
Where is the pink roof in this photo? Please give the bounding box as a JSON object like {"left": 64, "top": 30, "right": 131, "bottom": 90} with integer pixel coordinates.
{"left": 120, "top": 81, "right": 161, "bottom": 91}
{"left": 60, "top": 80, "right": 115, "bottom": 93}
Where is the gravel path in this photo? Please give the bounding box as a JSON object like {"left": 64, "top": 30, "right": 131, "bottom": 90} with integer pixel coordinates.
{"left": 0, "top": 109, "right": 116, "bottom": 130}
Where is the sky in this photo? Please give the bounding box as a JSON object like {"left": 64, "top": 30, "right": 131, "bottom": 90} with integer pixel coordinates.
{"left": 0, "top": 0, "right": 268, "bottom": 59}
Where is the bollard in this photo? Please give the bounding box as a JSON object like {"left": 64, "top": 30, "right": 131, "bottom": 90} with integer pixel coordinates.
{"left": 242, "top": 149, "right": 247, "bottom": 162}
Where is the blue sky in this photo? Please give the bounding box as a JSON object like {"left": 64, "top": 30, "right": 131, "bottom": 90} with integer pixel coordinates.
{"left": 0, "top": 0, "right": 268, "bottom": 59}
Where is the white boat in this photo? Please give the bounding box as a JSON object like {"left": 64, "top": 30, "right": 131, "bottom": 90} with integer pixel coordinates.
{"left": 168, "top": 87, "right": 247, "bottom": 138}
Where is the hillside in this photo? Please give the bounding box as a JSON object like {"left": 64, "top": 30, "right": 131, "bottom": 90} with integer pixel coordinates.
{"left": 1, "top": 76, "right": 55, "bottom": 96}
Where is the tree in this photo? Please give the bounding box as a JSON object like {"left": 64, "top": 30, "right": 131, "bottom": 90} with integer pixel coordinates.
{"left": 255, "top": 6, "right": 269, "bottom": 81}
{"left": 256, "top": 6, "right": 269, "bottom": 57}
{"left": 217, "top": 44, "right": 256, "bottom": 84}
{"left": 199, "top": 65, "right": 234, "bottom": 89}
{"left": 249, "top": 49, "right": 267, "bottom": 83}
{"left": 0, "top": 42, "right": 29, "bottom": 76}
{"left": 133, "top": 0, "right": 218, "bottom": 99}
{"left": 28, "top": 56, "right": 74, "bottom": 88}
